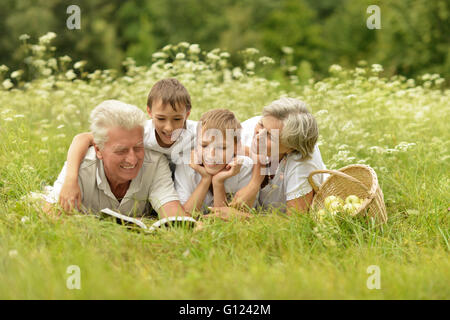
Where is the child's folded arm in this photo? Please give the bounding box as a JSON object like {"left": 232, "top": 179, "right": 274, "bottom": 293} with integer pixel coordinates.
{"left": 212, "top": 179, "right": 227, "bottom": 208}
{"left": 58, "top": 132, "right": 94, "bottom": 211}
{"left": 183, "top": 177, "right": 211, "bottom": 214}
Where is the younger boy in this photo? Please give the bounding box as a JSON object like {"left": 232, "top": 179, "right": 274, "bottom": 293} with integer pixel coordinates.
{"left": 58, "top": 78, "right": 197, "bottom": 211}
{"left": 174, "top": 109, "right": 255, "bottom": 214}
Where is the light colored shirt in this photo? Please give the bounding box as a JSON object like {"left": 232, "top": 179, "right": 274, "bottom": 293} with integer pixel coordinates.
{"left": 46, "top": 147, "right": 180, "bottom": 217}
{"left": 143, "top": 119, "right": 198, "bottom": 165}
{"left": 174, "top": 156, "right": 255, "bottom": 212}
{"left": 241, "top": 116, "right": 328, "bottom": 211}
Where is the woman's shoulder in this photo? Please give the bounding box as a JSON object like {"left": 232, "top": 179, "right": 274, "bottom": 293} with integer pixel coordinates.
{"left": 285, "top": 145, "right": 326, "bottom": 172}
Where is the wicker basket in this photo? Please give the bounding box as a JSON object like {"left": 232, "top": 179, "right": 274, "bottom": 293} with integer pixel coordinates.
{"left": 308, "top": 164, "right": 387, "bottom": 223}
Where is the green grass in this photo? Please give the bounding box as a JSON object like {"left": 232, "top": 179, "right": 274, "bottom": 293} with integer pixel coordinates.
{"left": 0, "top": 37, "right": 448, "bottom": 299}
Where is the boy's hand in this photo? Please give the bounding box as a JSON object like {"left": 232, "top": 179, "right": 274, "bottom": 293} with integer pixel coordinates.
{"left": 189, "top": 150, "right": 212, "bottom": 180}
{"left": 58, "top": 181, "right": 82, "bottom": 212}
{"left": 212, "top": 157, "right": 243, "bottom": 184}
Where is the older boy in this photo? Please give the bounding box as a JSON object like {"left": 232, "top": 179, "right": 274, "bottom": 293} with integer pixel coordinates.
{"left": 58, "top": 78, "right": 197, "bottom": 211}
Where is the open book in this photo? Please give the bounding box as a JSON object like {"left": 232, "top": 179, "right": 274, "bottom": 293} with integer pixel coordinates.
{"left": 100, "top": 208, "right": 197, "bottom": 233}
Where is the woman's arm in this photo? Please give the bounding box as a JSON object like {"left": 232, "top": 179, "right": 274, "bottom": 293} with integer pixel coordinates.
{"left": 58, "top": 132, "right": 94, "bottom": 211}
{"left": 286, "top": 190, "right": 314, "bottom": 215}
{"left": 230, "top": 162, "right": 264, "bottom": 210}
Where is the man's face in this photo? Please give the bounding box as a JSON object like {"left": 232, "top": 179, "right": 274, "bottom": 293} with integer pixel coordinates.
{"left": 198, "top": 128, "right": 236, "bottom": 176}
{"left": 147, "top": 99, "right": 190, "bottom": 148}
{"left": 95, "top": 126, "right": 145, "bottom": 185}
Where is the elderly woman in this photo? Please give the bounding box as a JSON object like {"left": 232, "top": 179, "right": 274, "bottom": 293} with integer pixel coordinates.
{"left": 231, "top": 97, "right": 328, "bottom": 214}
{"left": 43, "top": 100, "right": 186, "bottom": 218}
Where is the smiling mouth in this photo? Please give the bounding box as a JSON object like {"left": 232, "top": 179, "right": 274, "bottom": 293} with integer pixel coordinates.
{"left": 162, "top": 132, "right": 173, "bottom": 140}
{"left": 120, "top": 164, "right": 136, "bottom": 169}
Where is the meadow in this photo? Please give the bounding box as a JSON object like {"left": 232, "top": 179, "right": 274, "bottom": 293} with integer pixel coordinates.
{"left": 0, "top": 34, "right": 448, "bottom": 299}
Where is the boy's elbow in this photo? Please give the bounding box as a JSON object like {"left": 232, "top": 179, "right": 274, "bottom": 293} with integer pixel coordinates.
{"left": 74, "top": 132, "right": 94, "bottom": 145}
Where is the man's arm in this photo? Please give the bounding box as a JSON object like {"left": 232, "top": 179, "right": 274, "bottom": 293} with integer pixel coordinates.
{"left": 158, "top": 200, "right": 189, "bottom": 218}
{"left": 58, "top": 132, "right": 94, "bottom": 211}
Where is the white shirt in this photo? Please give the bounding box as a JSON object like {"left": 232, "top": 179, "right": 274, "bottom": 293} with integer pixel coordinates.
{"left": 241, "top": 116, "right": 328, "bottom": 211}
{"left": 143, "top": 119, "right": 198, "bottom": 165}
{"left": 174, "top": 156, "right": 255, "bottom": 213}
{"left": 45, "top": 147, "right": 180, "bottom": 217}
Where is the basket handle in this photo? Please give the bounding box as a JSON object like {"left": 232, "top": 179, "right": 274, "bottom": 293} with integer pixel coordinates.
{"left": 308, "top": 169, "right": 372, "bottom": 196}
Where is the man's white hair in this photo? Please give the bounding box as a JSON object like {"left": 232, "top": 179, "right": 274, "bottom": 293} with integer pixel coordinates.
{"left": 262, "top": 97, "right": 318, "bottom": 159}
{"left": 89, "top": 100, "right": 147, "bottom": 149}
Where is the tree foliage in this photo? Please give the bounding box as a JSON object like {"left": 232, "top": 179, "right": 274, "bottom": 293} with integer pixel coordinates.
{"left": 0, "top": 0, "right": 448, "bottom": 79}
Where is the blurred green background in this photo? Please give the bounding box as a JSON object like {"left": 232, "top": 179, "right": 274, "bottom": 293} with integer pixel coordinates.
{"left": 0, "top": 0, "right": 449, "bottom": 80}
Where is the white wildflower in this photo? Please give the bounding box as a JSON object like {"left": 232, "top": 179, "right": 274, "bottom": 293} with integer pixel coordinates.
{"left": 232, "top": 67, "right": 244, "bottom": 79}
{"left": 65, "top": 70, "right": 76, "bottom": 80}
{"left": 39, "top": 32, "right": 56, "bottom": 44}
{"left": 188, "top": 44, "right": 200, "bottom": 55}
{"left": 244, "top": 48, "right": 259, "bottom": 56}
{"left": 152, "top": 52, "right": 168, "bottom": 59}
{"left": 206, "top": 52, "right": 220, "bottom": 61}
{"left": 329, "top": 64, "right": 342, "bottom": 73}
{"left": 259, "top": 56, "right": 275, "bottom": 65}
{"left": 281, "top": 46, "right": 294, "bottom": 55}
{"left": 74, "top": 61, "right": 87, "bottom": 69}
{"left": 246, "top": 61, "right": 255, "bottom": 70}
{"left": 19, "top": 34, "right": 30, "bottom": 41}
{"left": 175, "top": 53, "right": 185, "bottom": 60}
{"left": 42, "top": 68, "right": 52, "bottom": 76}
{"left": 371, "top": 64, "right": 384, "bottom": 73}
{"left": 2, "top": 79, "right": 14, "bottom": 90}
{"left": 9, "top": 250, "right": 18, "bottom": 258}
{"left": 11, "top": 70, "right": 24, "bottom": 79}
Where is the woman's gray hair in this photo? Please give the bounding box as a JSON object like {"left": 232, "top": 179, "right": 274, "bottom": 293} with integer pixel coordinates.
{"left": 262, "top": 97, "right": 318, "bottom": 159}
{"left": 89, "top": 100, "right": 147, "bottom": 149}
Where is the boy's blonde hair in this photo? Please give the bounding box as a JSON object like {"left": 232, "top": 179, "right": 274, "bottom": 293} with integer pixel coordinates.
{"left": 199, "top": 109, "right": 242, "bottom": 143}
{"left": 147, "top": 78, "right": 191, "bottom": 112}
{"left": 263, "top": 97, "right": 318, "bottom": 159}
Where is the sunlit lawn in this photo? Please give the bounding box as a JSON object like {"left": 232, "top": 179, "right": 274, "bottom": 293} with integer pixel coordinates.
{"left": 0, "top": 37, "right": 448, "bottom": 299}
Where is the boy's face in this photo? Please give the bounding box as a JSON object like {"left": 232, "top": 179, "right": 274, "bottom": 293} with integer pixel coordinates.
{"left": 198, "top": 128, "right": 236, "bottom": 176}
{"left": 147, "top": 99, "right": 190, "bottom": 148}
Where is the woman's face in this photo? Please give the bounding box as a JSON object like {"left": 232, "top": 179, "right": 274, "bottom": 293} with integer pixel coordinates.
{"left": 252, "top": 116, "right": 291, "bottom": 160}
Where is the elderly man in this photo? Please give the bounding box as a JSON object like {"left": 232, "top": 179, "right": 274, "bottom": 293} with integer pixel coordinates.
{"left": 44, "top": 100, "right": 186, "bottom": 218}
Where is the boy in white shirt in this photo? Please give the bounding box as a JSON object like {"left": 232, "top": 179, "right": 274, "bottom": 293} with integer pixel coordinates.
{"left": 174, "top": 109, "right": 255, "bottom": 215}
{"left": 58, "top": 78, "right": 197, "bottom": 212}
